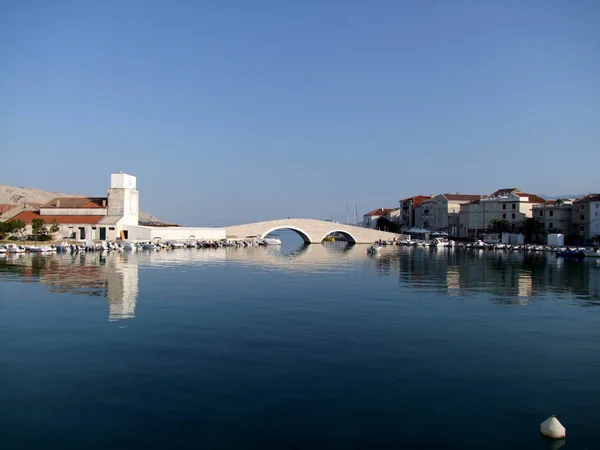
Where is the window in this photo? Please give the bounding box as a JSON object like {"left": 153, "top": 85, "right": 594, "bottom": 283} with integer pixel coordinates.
{"left": 502, "top": 204, "right": 506, "bottom": 210}
{"left": 92, "top": 226, "right": 97, "bottom": 230}
{"left": 549, "top": 210, "right": 553, "bottom": 217}
{"left": 596, "top": 212, "right": 598, "bottom": 217}
{"left": 539, "top": 211, "right": 543, "bottom": 217}
{"left": 581, "top": 215, "right": 585, "bottom": 221}
{"left": 512, "top": 204, "right": 516, "bottom": 210}
{"left": 549, "top": 222, "right": 553, "bottom": 229}
{"left": 581, "top": 225, "right": 585, "bottom": 231}
{"left": 109, "top": 227, "right": 115, "bottom": 231}
{"left": 596, "top": 203, "right": 599, "bottom": 208}
{"left": 502, "top": 213, "right": 506, "bottom": 219}
{"left": 512, "top": 213, "right": 515, "bottom": 219}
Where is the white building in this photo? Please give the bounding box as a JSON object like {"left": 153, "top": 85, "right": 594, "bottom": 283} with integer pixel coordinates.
{"left": 532, "top": 199, "right": 574, "bottom": 238}
{"left": 425, "top": 193, "right": 483, "bottom": 236}
{"left": 459, "top": 188, "right": 546, "bottom": 238}
{"left": 572, "top": 194, "right": 600, "bottom": 243}
{"left": 9, "top": 173, "right": 226, "bottom": 242}
{"left": 385, "top": 208, "right": 401, "bottom": 224}
{"left": 362, "top": 208, "right": 395, "bottom": 229}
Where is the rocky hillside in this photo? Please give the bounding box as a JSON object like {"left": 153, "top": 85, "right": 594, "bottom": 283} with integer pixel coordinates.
{"left": 0, "top": 184, "right": 168, "bottom": 225}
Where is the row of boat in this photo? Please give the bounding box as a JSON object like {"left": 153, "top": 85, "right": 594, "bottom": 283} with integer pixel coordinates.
{"left": 368, "top": 239, "right": 600, "bottom": 258}
{"left": 0, "top": 237, "right": 284, "bottom": 255}
{"left": 136, "top": 237, "right": 282, "bottom": 251}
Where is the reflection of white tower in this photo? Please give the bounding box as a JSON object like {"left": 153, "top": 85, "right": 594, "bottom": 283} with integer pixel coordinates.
{"left": 517, "top": 273, "right": 533, "bottom": 299}
{"left": 108, "top": 172, "right": 139, "bottom": 226}
{"left": 106, "top": 256, "right": 139, "bottom": 321}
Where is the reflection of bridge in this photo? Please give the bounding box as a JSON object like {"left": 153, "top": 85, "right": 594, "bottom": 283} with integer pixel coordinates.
{"left": 226, "top": 218, "right": 405, "bottom": 244}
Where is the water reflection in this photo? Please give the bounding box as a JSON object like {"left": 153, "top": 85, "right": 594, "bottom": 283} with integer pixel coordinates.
{"left": 370, "top": 247, "right": 600, "bottom": 303}
{"left": 1, "top": 245, "right": 599, "bottom": 323}
{"left": 0, "top": 252, "right": 138, "bottom": 321}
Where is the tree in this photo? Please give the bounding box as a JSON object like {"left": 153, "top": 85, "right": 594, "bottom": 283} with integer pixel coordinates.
{"left": 0, "top": 222, "right": 12, "bottom": 239}
{"left": 486, "top": 219, "right": 511, "bottom": 234}
{"left": 31, "top": 218, "right": 47, "bottom": 237}
{"left": 516, "top": 217, "right": 546, "bottom": 244}
{"left": 11, "top": 220, "right": 26, "bottom": 239}
{"left": 49, "top": 220, "right": 60, "bottom": 235}
{"left": 592, "top": 235, "right": 600, "bottom": 245}
{"left": 375, "top": 217, "right": 400, "bottom": 233}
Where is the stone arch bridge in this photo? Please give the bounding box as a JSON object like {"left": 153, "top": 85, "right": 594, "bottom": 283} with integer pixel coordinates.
{"left": 226, "top": 218, "right": 405, "bottom": 244}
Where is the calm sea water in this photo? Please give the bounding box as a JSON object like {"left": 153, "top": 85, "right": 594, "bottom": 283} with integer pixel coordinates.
{"left": 1, "top": 232, "right": 599, "bottom": 450}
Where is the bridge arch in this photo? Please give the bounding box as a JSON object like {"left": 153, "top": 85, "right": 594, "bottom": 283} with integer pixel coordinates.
{"left": 261, "top": 226, "right": 313, "bottom": 244}
{"left": 320, "top": 229, "right": 357, "bottom": 244}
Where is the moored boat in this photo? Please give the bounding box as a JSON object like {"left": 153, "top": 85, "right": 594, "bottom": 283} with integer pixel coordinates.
{"left": 6, "top": 244, "right": 25, "bottom": 253}
{"left": 556, "top": 249, "right": 585, "bottom": 258}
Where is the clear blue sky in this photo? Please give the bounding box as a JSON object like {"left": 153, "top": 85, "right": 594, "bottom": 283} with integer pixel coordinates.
{"left": 1, "top": 0, "right": 599, "bottom": 226}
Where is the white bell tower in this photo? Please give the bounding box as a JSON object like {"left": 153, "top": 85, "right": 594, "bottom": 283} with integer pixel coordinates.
{"left": 108, "top": 172, "right": 139, "bottom": 226}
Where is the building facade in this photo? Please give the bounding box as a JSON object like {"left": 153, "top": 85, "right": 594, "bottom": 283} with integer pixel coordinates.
{"left": 11, "top": 173, "right": 139, "bottom": 241}
{"left": 384, "top": 208, "right": 401, "bottom": 224}
{"left": 532, "top": 199, "right": 573, "bottom": 237}
{"left": 363, "top": 208, "right": 395, "bottom": 229}
{"left": 399, "top": 196, "right": 430, "bottom": 229}
{"left": 572, "top": 194, "right": 600, "bottom": 243}
{"left": 8, "top": 173, "right": 227, "bottom": 242}
{"left": 459, "top": 188, "right": 546, "bottom": 238}
{"left": 425, "top": 193, "right": 484, "bottom": 235}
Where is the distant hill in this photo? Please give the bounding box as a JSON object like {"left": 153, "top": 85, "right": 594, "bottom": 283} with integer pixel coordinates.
{"left": 541, "top": 194, "right": 585, "bottom": 200}
{"left": 0, "top": 184, "right": 168, "bottom": 225}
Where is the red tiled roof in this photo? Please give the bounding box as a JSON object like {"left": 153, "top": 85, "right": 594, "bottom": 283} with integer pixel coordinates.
{"left": 401, "top": 195, "right": 431, "bottom": 203}
{"left": 413, "top": 196, "right": 431, "bottom": 206}
{"left": 364, "top": 208, "right": 395, "bottom": 217}
{"left": 442, "top": 193, "right": 484, "bottom": 202}
{"left": 516, "top": 193, "right": 545, "bottom": 203}
{"left": 41, "top": 197, "right": 107, "bottom": 209}
{"left": 8, "top": 211, "right": 104, "bottom": 224}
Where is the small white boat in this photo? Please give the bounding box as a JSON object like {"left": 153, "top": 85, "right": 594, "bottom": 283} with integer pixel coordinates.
{"left": 168, "top": 241, "right": 186, "bottom": 249}
{"left": 430, "top": 238, "right": 451, "bottom": 248}
{"left": 0, "top": 246, "right": 7, "bottom": 254}
{"left": 142, "top": 242, "right": 157, "bottom": 250}
{"left": 584, "top": 249, "right": 600, "bottom": 258}
{"left": 263, "top": 238, "right": 282, "bottom": 245}
{"left": 6, "top": 244, "right": 25, "bottom": 254}
{"left": 367, "top": 244, "right": 383, "bottom": 254}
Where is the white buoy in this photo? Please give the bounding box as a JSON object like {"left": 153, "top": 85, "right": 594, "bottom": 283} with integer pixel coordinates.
{"left": 540, "top": 415, "right": 566, "bottom": 439}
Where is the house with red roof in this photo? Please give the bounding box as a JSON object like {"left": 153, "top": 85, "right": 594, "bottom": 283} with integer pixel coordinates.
{"left": 422, "top": 193, "right": 485, "bottom": 235}
{"left": 459, "top": 188, "right": 546, "bottom": 239}
{"left": 362, "top": 208, "right": 396, "bottom": 229}
{"left": 8, "top": 173, "right": 140, "bottom": 241}
{"left": 399, "top": 196, "right": 431, "bottom": 229}
{"left": 6, "top": 173, "right": 227, "bottom": 243}
{"left": 0, "top": 202, "right": 43, "bottom": 222}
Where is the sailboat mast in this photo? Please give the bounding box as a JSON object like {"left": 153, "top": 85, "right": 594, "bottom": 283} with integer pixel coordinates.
{"left": 346, "top": 202, "right": 349, "bottom": 225}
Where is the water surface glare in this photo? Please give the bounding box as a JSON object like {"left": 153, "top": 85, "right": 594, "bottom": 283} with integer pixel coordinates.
{"left": 1, "top": 241, "right": 599, "bottom": 449}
